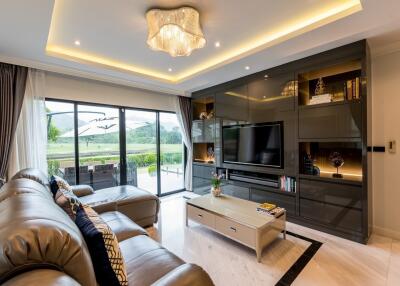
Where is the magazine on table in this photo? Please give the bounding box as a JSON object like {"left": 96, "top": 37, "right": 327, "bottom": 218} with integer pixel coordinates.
{"left": 256, "top": 203, "right": 285, "bottom": 217}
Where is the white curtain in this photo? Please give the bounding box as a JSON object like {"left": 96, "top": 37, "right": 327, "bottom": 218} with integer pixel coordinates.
{"left": 174, "top": 96, "right": 192, "bottom": 191}
{"left": 8, "top": 69, "right": 47, "bottom": 177}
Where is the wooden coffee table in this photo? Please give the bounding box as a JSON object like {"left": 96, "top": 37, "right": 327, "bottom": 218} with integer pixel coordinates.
{"left": 186, "top": 194, "right": 286, "bottom": 262}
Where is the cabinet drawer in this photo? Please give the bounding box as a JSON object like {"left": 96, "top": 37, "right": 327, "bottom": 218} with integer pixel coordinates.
{"left": 215, "top": 216, "right": 255, "bottom": 247}
{"left": 250, "top": 188, "right": 296, "bottom": 216}
{"left": 299, "top": 179, "right": 362, "bottom": 209}
{"left": 193, "top": 165, "right": 215, "bottom": 179}
{"left": 187, "top": 205, "right": 215, "bottom": 229}
{"left": 300, "top": 198, "right": 362, "bottom": 232}
{"left": 299, "top": 103, "right": 361, "bottom": 139}
{"left": 221, "top": 183, "right": 250, "bottom": 200}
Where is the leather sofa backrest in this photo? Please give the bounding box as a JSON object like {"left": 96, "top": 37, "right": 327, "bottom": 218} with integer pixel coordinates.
{"left": 0, "top": 179, "right": 96, "bottom": 286}
{"left": 11, "top": 168, "right": 51, "bottom": 192}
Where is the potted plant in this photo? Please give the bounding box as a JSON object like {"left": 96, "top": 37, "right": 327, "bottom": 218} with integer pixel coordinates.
{"left": 211, "top": 173, "right": 223, "bottom": 197}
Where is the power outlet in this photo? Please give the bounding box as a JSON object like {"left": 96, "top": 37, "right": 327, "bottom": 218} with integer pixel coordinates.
{"left": 389, "top": 140, "right": 396, "bottom": 154}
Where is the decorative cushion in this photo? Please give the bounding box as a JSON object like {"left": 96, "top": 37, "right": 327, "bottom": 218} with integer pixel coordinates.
{"left": 54, "top": 188, "right": 82, "bottom": 220}
{"left": 75, "top": 205, "right": 128, "bottom": 286}
{"left": 49, "top": 175, "right": 73, "bottom": 196}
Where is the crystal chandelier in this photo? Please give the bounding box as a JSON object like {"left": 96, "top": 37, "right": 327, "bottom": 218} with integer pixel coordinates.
{"left": 146, "top": 7, "right": 206, "bottom": 57}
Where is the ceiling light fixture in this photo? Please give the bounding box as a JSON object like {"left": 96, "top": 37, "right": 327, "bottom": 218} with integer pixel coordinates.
{"left": 168, "top": 68, "right": 173, "bottom": 72}
{"left": 245, "top": 66, "right": 250, "bottom": 70}
{"left": 74, "top": 40, "right": 80, "bottom": 46}
{"left": 146, "top": 7, "right": 206, "bottom": 57}
{"left": 215, "top": 41, "right": 221, "bottom": 48}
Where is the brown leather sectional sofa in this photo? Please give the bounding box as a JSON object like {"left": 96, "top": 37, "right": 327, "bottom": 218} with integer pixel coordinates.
{"left": 0, "top": 169, "right": 214, "bottom": 286}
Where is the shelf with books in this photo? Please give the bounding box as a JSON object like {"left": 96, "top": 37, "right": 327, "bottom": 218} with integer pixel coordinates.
{"left": 279, "top": 175, "right": 297, "bottom": 193}
{"left": 298, "top": 60, "right": 362, "bottom": 107}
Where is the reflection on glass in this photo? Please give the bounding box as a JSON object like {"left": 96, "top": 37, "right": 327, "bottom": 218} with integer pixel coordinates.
{"left": 125, "top": 110, "right": 158, "bottom": 194}
{"left": 45, "top": 101, "right": 76, "bottom": 184}
{"left": 160, "top": 112, "right": 184, "bottom": 194}
{"left": 77, "top": 105, "right": 120, "bottom": 190}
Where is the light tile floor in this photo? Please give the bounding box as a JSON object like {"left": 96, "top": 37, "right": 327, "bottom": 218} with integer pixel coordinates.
{"left": 146, "top": 192, "right": 399, "bottom": 286}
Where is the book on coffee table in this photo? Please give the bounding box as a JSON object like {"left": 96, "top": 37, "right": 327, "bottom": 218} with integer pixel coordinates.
{"left": 256, "top": 203, "right": 285, "bottom": 217}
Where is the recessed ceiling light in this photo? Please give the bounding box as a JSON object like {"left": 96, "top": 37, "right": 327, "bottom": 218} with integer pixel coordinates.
{"left": 215, "top": 41, "right": 221, "bottom": 48}
{"left": 74, "top": 40, "right": 80, "bottom": 46}
{"left": 168, "top": 68, "right": 173, "bottom": 72}
{"left": 245, "top": 66, "right": 250, "bottom": 70}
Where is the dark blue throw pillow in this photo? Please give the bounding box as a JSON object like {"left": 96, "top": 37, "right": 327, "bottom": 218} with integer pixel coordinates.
{"left": 75, "top": 205, "right": 128, "bottom": 286}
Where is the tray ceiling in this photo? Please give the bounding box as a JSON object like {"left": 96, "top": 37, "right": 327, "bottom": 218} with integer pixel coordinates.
{"left": 1, "top": 0, "right": 400, "bottom": 95}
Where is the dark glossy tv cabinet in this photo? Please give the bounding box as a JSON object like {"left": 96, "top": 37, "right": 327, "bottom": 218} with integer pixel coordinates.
{"left": 191, "top": 40, "right": 371, "bottom": 244}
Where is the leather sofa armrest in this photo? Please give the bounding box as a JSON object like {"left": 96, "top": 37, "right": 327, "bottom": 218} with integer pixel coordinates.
{"left": 151, "top": 264, "right": 214, "bottom": 286}
{"left": 2, "top": 269, "right": 81, "bottom": 286}
{"left": 91, "top": 201, "right": 117, "bottom": 214}
{"left": 70, "top": 185, "right": 94, "bottom": 197}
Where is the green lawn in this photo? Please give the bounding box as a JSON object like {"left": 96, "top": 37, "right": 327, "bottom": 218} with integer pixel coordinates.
{"left": 48, "top": 143, "right": 182, "bottom": 155}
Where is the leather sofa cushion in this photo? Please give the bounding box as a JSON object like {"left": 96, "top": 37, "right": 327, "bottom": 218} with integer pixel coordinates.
{"left": 11, "top": 168, "right": 51, "bottom": 192}
{"left": 119, "top": 235, "right": 185, "bottom": 285}
{"left": 2, "top": 269, "right": 81, "bottom": 286}
{"left": 0, "top": 179, "right": 96, "bottom": 286}
{"left": 152, "top": 264, "right": 214, "bottom": 286}
{"left": 79, "top": 185, "right": 157, "bottom": 207}
{"left": 79, "top": 185, "right": 160, "bottom": 226}
{"left": 100, "top": 211, "right": 148, "bottom": 242}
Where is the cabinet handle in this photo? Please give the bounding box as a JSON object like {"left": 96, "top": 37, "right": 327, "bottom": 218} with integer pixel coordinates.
{"left": 198, "top": 214, "right": 203, "bottom": 218}
{"left": 230, "top": 227, "right": 237, "bottom": 232}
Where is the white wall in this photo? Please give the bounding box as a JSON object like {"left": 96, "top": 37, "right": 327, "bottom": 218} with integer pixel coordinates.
{"left": 371, "top": 49, "right": 400, "bottom": 239}
{"left": 45, "top": 72, "right": 176, "bottom": 112}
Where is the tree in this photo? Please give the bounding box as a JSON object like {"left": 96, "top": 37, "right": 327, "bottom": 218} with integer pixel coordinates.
{"left": 46, "top": 107, "right": 61, "bottom": 142}
{"left": 48, "top": 122, "right": 60, "bottom": 142}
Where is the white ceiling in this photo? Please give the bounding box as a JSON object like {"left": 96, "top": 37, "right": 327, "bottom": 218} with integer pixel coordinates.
{"left": 1, "top": 0, "right": 400, "bottom": 96}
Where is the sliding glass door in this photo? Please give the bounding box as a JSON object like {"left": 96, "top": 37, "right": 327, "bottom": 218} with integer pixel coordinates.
{"left": 45, "top": 101, "right": 76, "bottom": 184}
{"left": 77, "top": 104, "right": 120, "bottom": 190}
{"left": 45, "top": 99, "right": 185, "bottom": 195}
{"left": 159, "top": 112, "right": 185, "bottom": 194}
{"left": 125, "top": 109, "right": 158, "bottom": 194}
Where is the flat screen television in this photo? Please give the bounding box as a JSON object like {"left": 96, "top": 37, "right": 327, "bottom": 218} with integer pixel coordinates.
{"left": 222, "top": 122, "right": 283, "bottom": 168}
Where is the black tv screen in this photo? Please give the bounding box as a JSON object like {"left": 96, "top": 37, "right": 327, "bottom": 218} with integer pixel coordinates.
{"left": 223, "top": 122, "right": 283, "bottom": 168}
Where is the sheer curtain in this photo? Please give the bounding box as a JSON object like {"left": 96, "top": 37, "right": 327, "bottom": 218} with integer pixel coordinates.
{"left": 175, "top": 96, "right": 192, "bottom": 191}
{"left": 8, "top": 69, "right": 47, "bottom": 177}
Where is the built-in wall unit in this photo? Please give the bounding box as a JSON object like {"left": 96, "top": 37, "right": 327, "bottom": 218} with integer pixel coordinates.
{"left": 191, "top": 40, "right": 370, "bottom": 243}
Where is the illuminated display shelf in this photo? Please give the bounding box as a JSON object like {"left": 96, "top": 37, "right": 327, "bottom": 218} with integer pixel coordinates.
{"left": 299, "top": 141, "right": 362, "bottom": 183}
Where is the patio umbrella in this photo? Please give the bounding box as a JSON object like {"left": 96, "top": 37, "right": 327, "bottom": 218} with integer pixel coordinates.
{"left": 60, "top": 116, "right": 148, "bottom": 137}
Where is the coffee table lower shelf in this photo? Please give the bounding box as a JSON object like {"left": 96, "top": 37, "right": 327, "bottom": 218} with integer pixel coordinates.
{"left": 186, "top": 202, "right": 286, "bottom": 262}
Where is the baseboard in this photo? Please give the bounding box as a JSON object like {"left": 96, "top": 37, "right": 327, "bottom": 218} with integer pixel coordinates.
{"left": 372, "top": 225, "right": 400, "bottom": 240}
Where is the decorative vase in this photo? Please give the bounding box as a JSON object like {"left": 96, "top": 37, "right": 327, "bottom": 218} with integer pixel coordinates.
{"left": 211, "top": 186, "right": 222, "bottom": 197}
